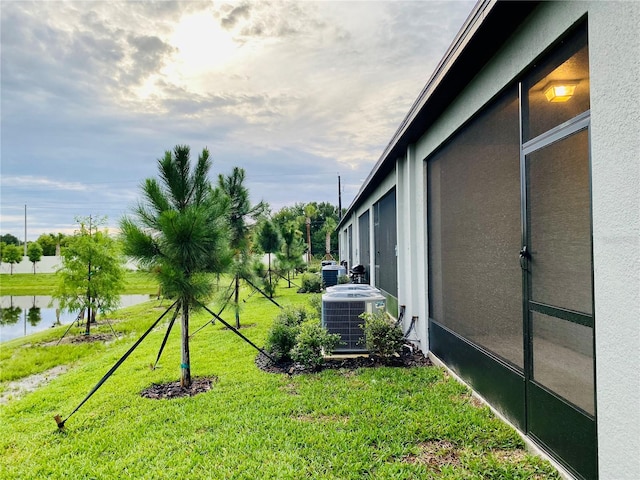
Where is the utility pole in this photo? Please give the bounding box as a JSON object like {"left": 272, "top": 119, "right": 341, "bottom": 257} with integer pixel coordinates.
{"left": 24, "top": 205, "right": 27, "bottom": 256}
{"left": 338, "top": 174, "right": 342, "bottom": 221}
{"left": 86, "top": 215, "right": 93, "bottom": 334}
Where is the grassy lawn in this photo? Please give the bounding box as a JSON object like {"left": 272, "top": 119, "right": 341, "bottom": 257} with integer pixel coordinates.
{"left": 0, "top": 271, "right": 159, "bottom": 296}
{"left": 0, "top": 277, "right": 559, "bottom": 479}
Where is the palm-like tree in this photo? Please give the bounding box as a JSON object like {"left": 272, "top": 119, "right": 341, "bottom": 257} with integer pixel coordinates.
{"left": 256, "top": 219, "right": 282, "bottom": 298}
{"left": 218, "top": 167, "right": 268, "bottom": 328}
{"left": 321, "top": 217, "right": 337, "bottom": 260}
{"left": 276, "top": 221, "right": 305, "bottom": 288}
{"left": 303, "top": 203, "right": 317, "bottom": 263}
{"left": 120, "top": 145, "right": 231, "bottom": 387}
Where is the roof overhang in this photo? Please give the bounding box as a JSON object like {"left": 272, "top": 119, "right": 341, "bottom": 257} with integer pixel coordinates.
{"left": 337, "top": 0, "right": 539, "bottom": 230}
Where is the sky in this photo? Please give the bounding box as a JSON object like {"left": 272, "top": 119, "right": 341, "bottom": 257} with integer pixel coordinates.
{"left": 1, "top": 0, "right": 475, "bottom": 241}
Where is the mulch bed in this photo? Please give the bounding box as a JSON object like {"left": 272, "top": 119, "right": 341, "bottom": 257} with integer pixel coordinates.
{"left": 140, "top": 376, "right": 217, "bottom": 400}
{"left": 140, "top": 346, "right": 431, "bottom": 399}
{"left": 67, "top": 333, "right": 117, "bottom": 344}
{"left": 41, "top": 332, "right": 117, "bottom": 346}
{"left": 255, "top": 344, "right": 432, "bottom": 375}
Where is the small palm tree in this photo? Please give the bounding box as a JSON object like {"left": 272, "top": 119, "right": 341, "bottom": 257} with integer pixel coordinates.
{"left": 304, "top": 203, "right": 317, "bottom": 263}
{"left": 218, "top": 167, "right": 268, "bottom": 328}
{"left": 321, "top": 217, "right": 337, "bottom": 260}
{"left": 120, "top": 145, "right": 231, "bottom": 387}
{"left": 256, "top": 219, "right": 282, "bottom": 298}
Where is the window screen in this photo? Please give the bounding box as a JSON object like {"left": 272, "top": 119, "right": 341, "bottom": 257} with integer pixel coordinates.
{"left": 428, "top": 87, "right": 523, "bottom": 368}
{"left": 358, "top": 210, "right": 371, "bottom": 283}
{"left": 347, "top": 225, "right": 353, "bottom": 270}
{"left": 374, "top": 188, "right": 398, "bottom": 298}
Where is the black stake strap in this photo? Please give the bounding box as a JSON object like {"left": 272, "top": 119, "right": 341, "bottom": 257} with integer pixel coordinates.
{"left": 153, "top": 303, "right": 181, "bottom": 369}
{"left": 241, "top": 277, "right": 282, "bottom": 308}
{"left": 189, "top": 281, "right": 236, "bottom": 339}
{"left": 55, "top": 300, "right": 179, "bottom": 429}
{"left": 197, "top": 301, "right": 276, "bottom": 363}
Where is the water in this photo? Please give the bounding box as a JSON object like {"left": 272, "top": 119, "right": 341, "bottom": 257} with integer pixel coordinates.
{"left": 0, "top": 295, "right": 153, "bottom": 343}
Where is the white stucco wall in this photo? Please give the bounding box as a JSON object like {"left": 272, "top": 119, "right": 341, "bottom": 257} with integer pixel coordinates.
{"left": 588, "top": 3, "right": 640, "bottom": 478}
{"left": 396, "top": 146, "right": 429, "bottom": 350}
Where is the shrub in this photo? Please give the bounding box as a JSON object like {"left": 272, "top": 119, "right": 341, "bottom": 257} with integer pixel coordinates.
{"left": 262, "top": 277, "right": 278, "bottom": 298}
{"left": 290, "top": 321, "right": 341, "bottom": 369}
{"left": 297, "top": 273, "right": 323, "bottom": 293}
{"left": 308, "top": 294, "right": 322, "bottom": 319}
{"left": 307, "top": 263, "right": 321, "bottom": 274}
{"left": 360, "top": 310, "right": 404, "bottom": 357}
{"left": 264, "top": 300, "right": 340, "bottom": 368}
{"left": 265, "top": 306, "right": 308, "bottom": 361}
{"left": 337, "top": 274, "right": 350, "bottom": 284}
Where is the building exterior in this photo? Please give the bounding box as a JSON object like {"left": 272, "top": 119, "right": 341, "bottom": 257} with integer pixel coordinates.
{"left": 337, "top": 2, "right": 639, "bottom": 479}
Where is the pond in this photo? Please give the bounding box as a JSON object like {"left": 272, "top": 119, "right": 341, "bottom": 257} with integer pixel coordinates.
{"left": 0, "top": 295, "right": 153, "bottom": 343}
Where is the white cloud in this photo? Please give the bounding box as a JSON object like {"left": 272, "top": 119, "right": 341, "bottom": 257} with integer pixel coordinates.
{"left": 0, "top": 176, "right": 89, "bottom": 192}
{"left": 1, "top": 0, "right": 475, "bottom": 239}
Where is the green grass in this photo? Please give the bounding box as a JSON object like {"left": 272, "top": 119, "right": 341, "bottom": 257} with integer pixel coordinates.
{"left": 0, "top": 271, "right": 160, "bottom": 296}
{"left": 0, "top": 271, "right": 159, "bottom": 296}
{"left": 0, "top": 278, "right": 559, "bottom": 479}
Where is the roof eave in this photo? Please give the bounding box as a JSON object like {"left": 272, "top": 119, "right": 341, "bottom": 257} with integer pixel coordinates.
{"left": 338, "top": 0, "right": 539, "bottom": 229}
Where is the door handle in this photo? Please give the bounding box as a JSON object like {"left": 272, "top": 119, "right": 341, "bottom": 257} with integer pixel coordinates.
{"left": 519, "top": 246, "right": 529, "bottom": 270}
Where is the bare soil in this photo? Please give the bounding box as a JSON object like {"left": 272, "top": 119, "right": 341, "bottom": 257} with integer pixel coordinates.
{"left": 0, "top": 365, "right": 70, "bottom": 404}
{"left": 41, "top": 332, "right": 117, "bottom": 346}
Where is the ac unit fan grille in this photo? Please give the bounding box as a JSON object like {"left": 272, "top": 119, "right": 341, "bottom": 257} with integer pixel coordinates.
{"left": 323, "top": 300, "right": 366, "bottom": 351}
{"left": 322, "top": 270, "right": 339, "bottom": 287}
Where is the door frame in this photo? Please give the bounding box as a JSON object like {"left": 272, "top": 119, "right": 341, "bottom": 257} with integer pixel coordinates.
{"left": 519, "top": 101, "right": 597, "bottom": 479}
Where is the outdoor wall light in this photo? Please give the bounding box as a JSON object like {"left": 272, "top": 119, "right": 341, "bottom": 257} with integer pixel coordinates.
{"left": 544, "top": 82, "right": 578, "bottom": 102}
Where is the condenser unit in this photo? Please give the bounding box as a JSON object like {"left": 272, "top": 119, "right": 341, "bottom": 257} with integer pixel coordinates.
{"left": 321, "top": 264, "right": 346, "bottom": 287}
{"left": 321, "top": 290, "right": 386, "bottom": 353}
{"left": 325, "top": 284, "right": 378, "bottom": 294}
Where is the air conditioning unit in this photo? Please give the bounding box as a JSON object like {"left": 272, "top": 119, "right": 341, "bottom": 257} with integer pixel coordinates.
{"left": 321, "top": 290, "right": 386, "bottom": 353}
{"left": 321, "top": 264, "right": 347, "bottom": 287}
{"left": 325, "top": 284, "right": 378, "bottom": 294}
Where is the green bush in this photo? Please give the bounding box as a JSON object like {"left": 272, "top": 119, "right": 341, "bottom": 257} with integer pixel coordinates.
{"left": 265, "top": 306, "right": 309, "bottom": 361}
{"left": 360, "top": 310, "right": 404, "bottom": 357}
{"left": 297, "top": 273, "right": 323, "bottom": 293}
{"left": 337, "top": 274, "right": 350, "bottom": 284}
{"left": 264, "top": 300, "right": 340, "bottom": 368}
{"left": 307, "top": 294, "right": 322, "bottom": 319}
{"left": 291, "top": 321, "right": 341, "bottom": 369}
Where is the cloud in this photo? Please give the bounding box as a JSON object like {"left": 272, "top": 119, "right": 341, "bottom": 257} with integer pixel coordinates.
{"left": 1, "top": 0, "right": 475, "bottom": 239}
{"left": 0, "top": 176, "right": 88, "bottom": 192}
{"left": 220, "top": 3, "right": 251, "bottom": 29}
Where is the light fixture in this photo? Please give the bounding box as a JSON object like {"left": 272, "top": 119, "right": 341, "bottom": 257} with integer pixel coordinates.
{"left": 544, "top": 82, "right": 578, "bottom": 102}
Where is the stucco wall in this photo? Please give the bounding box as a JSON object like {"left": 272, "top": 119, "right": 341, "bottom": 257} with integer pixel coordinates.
{"left": 589, "top": 2, "right": 640, "bottom": 478}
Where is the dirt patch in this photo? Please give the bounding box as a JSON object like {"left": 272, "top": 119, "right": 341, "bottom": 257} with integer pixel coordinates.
{"left": 279, "top": 383, "right": 299, "bottom": 395}
{"left": 491, "top": 448, "right": 528, "bottom": 463}
{"left": 404, "top": 440, "right": 462, "bottom": 471}
{"left": 140, "top": 376, "right": 217, "bottom": 400}
{"left": 255, "top": 345, "right": 432, "bottom": 375}
{"left": 40, "top": 332, "right": 117, "bottom": 346}
{"left": 0, "top": 365, "right": 69, "bottom": 404}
